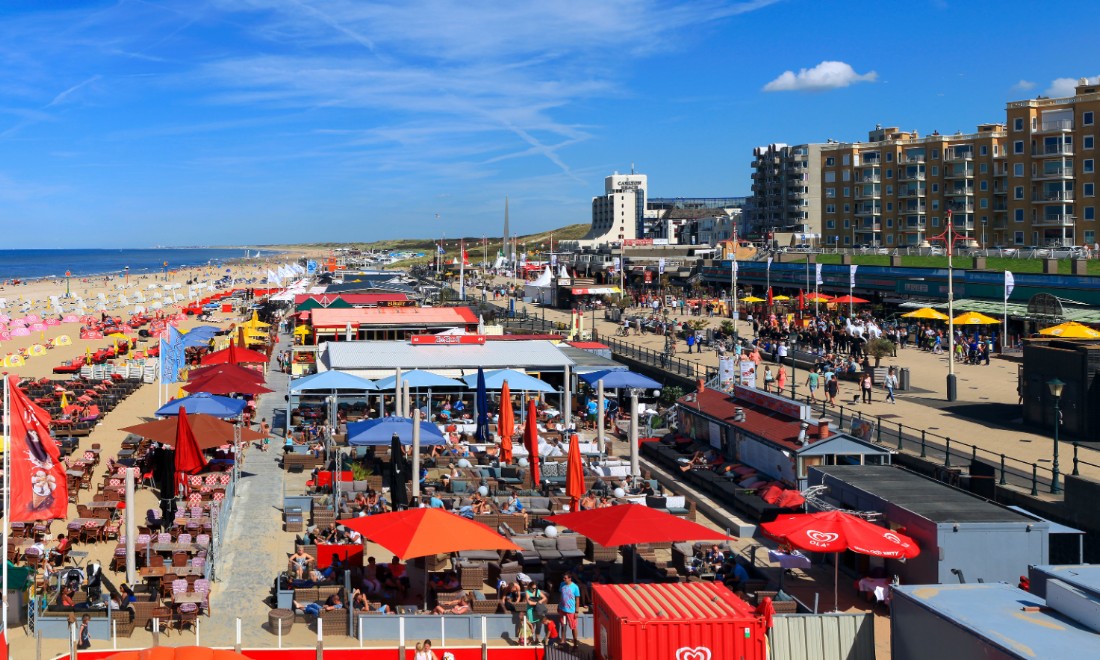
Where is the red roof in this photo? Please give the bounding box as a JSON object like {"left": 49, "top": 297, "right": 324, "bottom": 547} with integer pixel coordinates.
{"left": 484, "top": 334, "right": 561, "bottom": 341}
{"left": 310, "top": 306, "right": 478, "bottom": 329}
{"left": 566, "top": 341, "right": 609, "bottom": 350}
{"left": 683, "top": 388, "right": 830, "bottom": 451}
{"left": 593, "top": 581, "right": 755, "bottom": 620}
{"left": 293, "top": 293, "right": 410, "bottom": 306}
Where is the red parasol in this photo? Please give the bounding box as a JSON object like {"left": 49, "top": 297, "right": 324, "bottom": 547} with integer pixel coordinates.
{"left": 798, "top": 289, "right": 805, "bottom": 311}
{"left": 187, "top": 363, "right": 264, "bottom": 384}
{"left": 498, "top": 380, "right": 514, "bottom": 463}
{"left": 829, "top": 295, "right": 869, "bottom": 304}
{"left": 173, "top": 408, "right": 208, "bottom": 495}
{"left": 200, "top": 343, "right": 268, "bottom": 365}
{"left": 338, "top": 508, "right": 520, "bottom": 561}
{"left": 546, "top": 503, "right": 731, "bottom": 547}
{"left": 524, "top": 399, "right": 539, "bottom": 488}
{"left": 766, "top": 286, "right": 774, "bottom": 307}
{"left": 565, "top": 432, "right": 585, "bottom": 512}
{"left": 182, "top": 368, "right": 273, "bottom": 395}
{"left": 122, "top": 414, "right": 265, "bottom": 450}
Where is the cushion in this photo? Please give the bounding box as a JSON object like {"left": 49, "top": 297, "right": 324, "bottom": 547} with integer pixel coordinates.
{"left": 532, "top": 537, "right": 557, "bottom": 551}
{"left": 646, "top": 496, "right": 668, "bottom": 509}
{"left": 664, "top": 496, "right": 686, "bottom": 509}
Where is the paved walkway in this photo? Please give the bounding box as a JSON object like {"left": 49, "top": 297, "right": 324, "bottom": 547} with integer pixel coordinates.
{"left": 202, "top": 335, "right": 292, "bottom": 647}
{"left": 483, "top": 277, "right": 1099, "bottom": 495}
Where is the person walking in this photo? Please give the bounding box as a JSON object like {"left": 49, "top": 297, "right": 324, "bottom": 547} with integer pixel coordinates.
{"left": 776, "top": 365, "right": 787, "bottom": 396}
{"left": 762, "top": 366, "right": 774, "bottom": 393}
{"left": 860, "top": 372, "right": 873, "bottom": 404}
{"left": 686, "top": 332, "right": 696, "bottom": 354}
{"left": 805, "top": 370, "right": 820, "bottom": 402}
{"left": 883, "top": 367, "right": 898, "bottom": 404}
{"left": 826, "top": 374, "right": 839, "bottom": 406}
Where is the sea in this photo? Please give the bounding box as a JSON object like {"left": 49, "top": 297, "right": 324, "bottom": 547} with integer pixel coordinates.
{"left": 0, "top": 248, "right": 278, "bottom": 282}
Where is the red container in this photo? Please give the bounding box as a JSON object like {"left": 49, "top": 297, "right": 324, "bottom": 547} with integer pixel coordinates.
{"left": 592, "top": 582, "right": 767, "bottom": 660}
{"left": 221, "top": 303, "right": 233, "bottom": 313}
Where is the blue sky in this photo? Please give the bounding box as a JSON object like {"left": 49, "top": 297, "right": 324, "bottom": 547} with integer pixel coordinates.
{"left": 2, "top": 0, "right": 1099, "bottom": 248}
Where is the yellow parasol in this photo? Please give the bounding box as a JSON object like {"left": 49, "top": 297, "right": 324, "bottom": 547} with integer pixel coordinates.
{"left": 60, "top": 391, "right": 70, "bottom": 409}
{"left": 903, "top": 307, "right": 950, "bottom": 321}
{"left": 1038, "top": 321, "right": 1100, "bottom": 339}
{"left": 741, "top": 296, "right": 766, "bottom": 303}
{"left": 773, "top": 295, "right": 791, "bottom": 301}
{"left": 293, "top": 325, "right": 311, "bottom": 337}
{"left": 952, "top": 311, "right": 1002, "bottom": 325}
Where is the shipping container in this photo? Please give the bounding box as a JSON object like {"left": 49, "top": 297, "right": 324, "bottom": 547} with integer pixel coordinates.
{"left": 592, "top": 581, "right": 767, "bottom": 660}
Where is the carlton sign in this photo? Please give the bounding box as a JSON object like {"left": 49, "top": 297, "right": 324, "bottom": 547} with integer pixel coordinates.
{"left": 409, "top": 334, "right": 486, "bottom": 346}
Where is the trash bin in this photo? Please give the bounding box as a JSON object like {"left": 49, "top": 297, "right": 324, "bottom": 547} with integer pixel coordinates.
{"left": 899, "top": 367, "right": 910, "bottom": 391}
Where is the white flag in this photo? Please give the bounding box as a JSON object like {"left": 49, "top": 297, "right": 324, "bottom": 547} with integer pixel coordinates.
{"left": 613, "top": 257, "right": 621, "bottom": 269}
{"left": 1004, "top": 270, "right": 1015, "bottom": 300}
{"left": 849, "top": 264, "right": 858, "bottom": 288}
{"left": 766, "top": 257, "right": 773, "bottom": 271}
{"left": 551, "top": 254, "right": 558, "bottom": 266}
{"left": 732, "top": 258, "right": 739, "bottom": 274}
{"left": 658, "top": 258, "right": 666, "bottom": 274}
{"left": 815, "top": 263, "right": 823, "bottom": 286}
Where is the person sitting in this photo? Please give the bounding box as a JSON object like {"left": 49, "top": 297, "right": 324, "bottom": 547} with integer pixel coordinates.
{"left": 294, "top": 593, "right": 343, "bottom": 618}
{"left": 430, "top": 570, "right": 460, "bottom": 593}
{"left": 470, "top": 494, "right": 491, "bottom": 516}
{"left": 288, "top": 546, "right": 314, "bottom": 580}
{"left": 361, "top": 557, "right": 382, "bottom": 594}
{"left": 350, "top": 588, "right": 369, "bottom": 611}
{"left": 432, "top": 593, "right": 470, "bottom": 615}
{"left": 501, "top": 493, "right": 525, "bottom": 516}
{"left": 383, "top": 556, "right": 410, "bottom": 596}
{"left": 49, "top": 533, "right": 72, "bottom": 567}
{"left": 679, "top": 451, "right": 708, "bottom": 472}
{"left": 579, "top": 492, "right": 597, "bottom": 511}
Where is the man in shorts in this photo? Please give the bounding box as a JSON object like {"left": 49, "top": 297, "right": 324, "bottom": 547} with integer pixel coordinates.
{"left": 558, "top": 573, "right": 581, "bottom": 646}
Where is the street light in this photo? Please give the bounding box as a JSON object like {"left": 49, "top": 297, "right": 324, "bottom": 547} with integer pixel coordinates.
{"left": 1047, "top": 377, "right": 1064, "bottom": 494}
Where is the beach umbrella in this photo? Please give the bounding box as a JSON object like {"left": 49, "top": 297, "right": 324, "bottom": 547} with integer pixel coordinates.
{"left": 499, "top": 381, "right": 515, "bottom": 462}
{"left": 155, "top": 392, "right": 247, "bottom": 418}
{"left": 1039, "top": 321, "right": 1100, "bottom": 339}
{"left": 902, "top": 307, "right": 949, "bottom": 321}
{"left": 200, "top": 343, "right": 268, "bottom": 365}
{"left": 388, "top": 434, "right": 408, "bottom": 511}
{"left": 565, "top": 432, "right": 585, "bottom": 512}
{"left": 186, "top": 363, "right": 264, "bottom": 385}
{"left": 579, "top": 369, "right": 661, "bottom": 390}
{"left": 461, "top": 368, "right": 555, "bottom": 393}
{"left": 741, "top": 296, "right": 765, "bottom": 303}
{"left": 374, "top": 370, "right": 465, "bottom": 390}
{"left": 173, "top": 408, "right": 208, "bottom": 493}
{"left": 474, "top": 367, "right": 489, "bottom": 441}
{"left": 805, "top": 293, "right": 832, "bottom": 302}
{"left": 182, "top": 369, "right": 272, "bottom": 395}
{"left": 339, "top": 508, "right": 520, "bottom": 561}
{"left": 773, "top": 295, "right": 790, "bottom": 301}
{"left": 288, "top": 370, "right": 377, "bottom": 393}
{"left": 952, "top": 311, "right": 1001, "bottom": 325}
{"left": 345, "top": 417, "right": 447, "bottom": 446}
{"left": 122, "top": 414, "right": 265, "bottom": 450}
{"left": 767, "top": 287, "right": 774, "bottom": 307}
{"left": 524, "top": 399, "right": 540, "bottom": 489}
{"left": 830, "top": 295, "right": 870, "bottom": 305}
{"left": 762, "top": 510, "right": 919, "bottom": 612}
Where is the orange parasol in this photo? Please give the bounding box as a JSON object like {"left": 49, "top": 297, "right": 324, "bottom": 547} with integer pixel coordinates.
{"left": 565, "top": 431, "right": 585, "bottom": 512}
{"left": 498, "top": 380, "right": 514, "bottom": 463}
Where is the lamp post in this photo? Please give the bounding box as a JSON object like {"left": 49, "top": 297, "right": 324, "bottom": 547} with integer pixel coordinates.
{"left": 1047, "top": 377, "right": 1064, "bottom": 494}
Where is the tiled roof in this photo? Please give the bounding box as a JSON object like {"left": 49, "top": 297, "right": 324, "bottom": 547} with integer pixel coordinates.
{"left": 684, "top": 388, "right": 829, "bottom": 451}
{"left": 310, "top": 306, "right": 477, "bottom": 328}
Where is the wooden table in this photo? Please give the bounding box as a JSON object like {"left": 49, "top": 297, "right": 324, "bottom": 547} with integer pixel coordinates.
{"left": 170, "top": 592, "right": 204, "bottom": 605}
{"left": 151, "top": 543, "right": 199, "bottom": 555}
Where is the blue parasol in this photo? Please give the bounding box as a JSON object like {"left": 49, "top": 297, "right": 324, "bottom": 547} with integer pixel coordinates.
{"left": 475, "top": 367, "right": 489, "bottom": 441}
{"left": 579, "top": 369, "right": 662, "bottom": 390}
{"left": 155, "top": 392, "right": 247, "bottom": 418}
{"left": 346, "top": 417, "right": 448, "bottom": 446}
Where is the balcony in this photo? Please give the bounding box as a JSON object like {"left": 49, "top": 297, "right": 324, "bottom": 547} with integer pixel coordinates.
{"left": 859, "top": 175, "right": 881, "bottom": 183}
{"left": 944, "top": 167, "right": 975, "bottom": 179}
{"left": 1035, "top": 119, "right": 1074, "bottom": 134}
{"left": 949, "top": 202, "right": 975, "bottom": 213}
{"left": 901, "top": 223, "right": 927, "bottom": 232}
{"left": 854, "top": 206, "right": 882, "bottom": 217}
{"left": 993, "top": 218, "right": 1007, "bottom": 229}
{"left": 944, "top": 152, "right": 974, "bottom": 163}
{"left": 1033, "top": 191, "right": 1075, "bottom": 203}
{"left": 860, "top": 221, "right": 882, "bottom": 231}
{"left": 855, "top": 187, "right": 881, "bottom": 200}
{"left": 898, "top": 171, "right": 926, "bottom": 182}
{"left": 1035, "top": 214, "right": 1075, "bottom": 227}
{"left": 1035, "top": 167, "right": 1074, "bottom": 180}
{"left": 903, "top": 154, "right": 926, "bottom": 164}
{"left": 1034, "top": 144, "right": 1074, "bottom": 157}
{"left": 903, "top": 203, "right": 928, "bottom": 213}
{"left": 898, "top": 186, "right": 926, "bottom": 198}
{"left": 947, "top": 187, "right": 974, "bottom": 197}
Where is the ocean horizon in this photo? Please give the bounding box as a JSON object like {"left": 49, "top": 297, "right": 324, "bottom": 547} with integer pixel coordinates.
{"left": 0, "top": 248, "right": 282, "bottom": 281}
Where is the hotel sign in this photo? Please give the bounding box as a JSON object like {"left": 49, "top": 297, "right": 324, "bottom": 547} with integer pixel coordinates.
{"left": 733, "top": 384, "right": 812, "bottom": 421}
{"left": 410, "top": 334, "right": 486, "bottom": 346}
{"left": 375, "top": 300, "right": 416, "bottom": 307}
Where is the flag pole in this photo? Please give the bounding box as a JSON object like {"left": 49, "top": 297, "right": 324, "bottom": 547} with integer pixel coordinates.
{"left": 3, "top": 375, "right": 10, "bottom": 660}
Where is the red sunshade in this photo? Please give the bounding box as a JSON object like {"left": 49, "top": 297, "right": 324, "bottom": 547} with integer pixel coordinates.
{"left": 200, "top": 343, "right": 269, "bottom": 365}
{"left": 187, "top": 363, "right": 265, "bottom": 383}
{"left": 498, "top": 381, "right": 514, "bottom": 463}
{"left": 830, "top": 295, "right": 870, "bottom": 304}
{"left": 338, "top": 508, "right": 520, "bottom": 560}
{"left": 762, "top": 510, "right": 919, "bottom": 559}
{"left": 173, "top": 408, "right": 209, "bottom": 480}
{"left": 122, "top": 414, "right": 265, "bottom": 450}
{"left": 524, "top": 399, "right": 539, "bottom": 488}
{"left": 183, "top": 368, "right": 273, "bottom": 395}
{"left": 565, "top": 432, "right": 585, "bottom": 512}
{"left": 546, "top": 503, "right": 731, "bottom": 547}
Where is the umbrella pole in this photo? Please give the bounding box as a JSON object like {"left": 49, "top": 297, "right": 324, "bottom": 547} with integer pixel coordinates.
{"left": 412, "top": 409, "right": 421, "bottom": 502}
{"left": 597, "top": 380, "right": 605, "bottom": 455}
{"left": 834, "top": 554, "right": 839, "bottom": 613}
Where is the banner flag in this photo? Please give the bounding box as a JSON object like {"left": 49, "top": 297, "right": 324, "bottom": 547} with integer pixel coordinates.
{"left": 5, "top": 376, "right": 68, "bottom": 521}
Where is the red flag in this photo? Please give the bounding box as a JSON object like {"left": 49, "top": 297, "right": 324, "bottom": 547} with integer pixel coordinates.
{"left": 5, "top": 376, "right": 69, "bottom": 521}
{"left": 766, "top": 287, "right": 774, "bottom": 307}
{"left": 798, "top": 289, "right": 805, "bottom": 311}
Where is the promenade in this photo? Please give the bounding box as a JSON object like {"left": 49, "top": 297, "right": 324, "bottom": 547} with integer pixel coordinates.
{"left": 480, "top": 277, "right": 1098, "bottom": 497}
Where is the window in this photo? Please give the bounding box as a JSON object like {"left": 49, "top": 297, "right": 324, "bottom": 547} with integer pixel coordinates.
{"left": 842, "top": 169, "right": 851, "bottom": 182}
{"left": 1014, "top": 186, "right": 1024, "bottom": 199}
{"left": 1015, "top": 209, "right": 1024, "bottom": 223}
{"left": 980, "top": 198, "right": 988, "bottom": 209}
{"left": 886, "top": 185, "right": 893, "bottom": 195}
{"left": 886, "top": 218, "right": 893, "bottom": 228}
{"left": 826, "top": 157, "right": 835, "bottom": 166}
{"left": 1086, "top": 230, "right": 1096, "bottom": 244}
{"left": 932, "top": 150, "right": 939, "bottom": 160}
{"left": 1085, "top": 159, "right": 1095, "bottom": 173}
{"left": 825, "top": 188, "right": 836, "bottom": 198}
{"left": 980, "top": 180, "right": 988, "bottom": 191}
{"left": 1014, "top": 163, "right": 1024, "bottom": 177}
{"left": 932, "top": 183, "right": 939, "bottom": 193}
{"left": 824, "top": 171, "right": 836, "bottom": 183}
{"left": 844, "top": 236, "right": 851, "bottom": 245}
{"left": 843, "top": 187, "right": 850, "bottom": 197}
{"left": 1014, "top": 231, "right": 1024, "bottom": 244}
{"left": 843, "top": 218, "right": 850, "bottom": 229}
{"left": 932, "top": 200, "right": 940, "bottom": 210}
{"left": 887, "top": 153, "right": 894, "bottom": 162}
{"left": 1087, "top": 136, "right": 1095, "bottom": 150}
{"left": 886, "top": 169, "right": 893, "bottom": 179}
{"left": 1014, "top": 140, "right": 1024, "bottom": 154}
{"left": 1086, "top": 207, "right": 1096, "bottom": 221}
{"left": 931, "top": 166, "right": 939, "bottom": 176}
{"left": 931, "top": 216, "right": 940, "bottom": 227}
{"left": 826, "top": 219, "right": 836, "bottom": 229}
{"left": 1086, "top": 183, "right": 1095, "bottom": 197}
{"left": 980, "top": 163, "right": 988, "bottom": 174}
{"left": 1086, "top": 111, "right": 1095, "bottom": 126}
{"left": 980, "top": 145, "right": 988, "bottom": 156}
{"left": 844, "top": 203, "right": 850, "bottom": 212}
{"left": 886, "top": 202, "right": 893, "bottom": 211}
{"left": 826, "top": 204, "right": 837, "bottom": 213}
{"left": 1014, "top": 118, "right": 1024, "bottom": 131}
{"left": 842, "top": 154, "right": 851, "bottom": 166}
{"left": 886, "top": 234, "right": 894, "bottom": 245}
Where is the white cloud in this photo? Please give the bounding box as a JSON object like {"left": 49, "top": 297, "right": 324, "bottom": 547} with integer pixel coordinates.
{"left": 763, "top": 61, "right": 877, "bottom": 92}
{"left": 1046, "top": 76, "right": 1100, "bottom": 97}
{"left": 1012, "top": 80, "right": 1036, "bottom": 91}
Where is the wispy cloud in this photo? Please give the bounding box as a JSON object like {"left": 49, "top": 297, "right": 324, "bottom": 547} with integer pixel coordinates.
{"left": 1012, "top": 80, "right": 1036, "bottom": 92}
{"left": 763, "top": 61, "right": 877, "bottom": 92}
{"left": 47, "top": 75, "right": 101, "bottom": 108}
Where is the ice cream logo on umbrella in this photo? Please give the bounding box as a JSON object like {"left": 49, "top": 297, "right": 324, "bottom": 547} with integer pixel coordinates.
{"left": 676, "top": 647, "right": 712, "bottom": 660}
{"left": 806, "top": 530, "right": 839, "bottom": 546}
{"left": 883, "top": 532, "right": 903, "bottom": 545}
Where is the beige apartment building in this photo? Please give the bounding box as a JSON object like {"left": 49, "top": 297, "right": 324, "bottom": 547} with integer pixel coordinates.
{"left": 750, "top": 143, "right": 823, "bottom": 237}
{"left": 818, "top": 124, "right": 1007, "bottom": 249}
{"left": 1005, "top": 79, "right": 1100, "bottom": 248}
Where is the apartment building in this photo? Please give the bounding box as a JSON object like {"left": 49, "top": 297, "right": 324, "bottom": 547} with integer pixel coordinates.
{"left": 819, "top": 124, "right": 1007, "bottom": 248}
{"left": 1005, "top": 78, "right": 1100, "bottom": 248}
{"left": 749, "top": 143, "right": 823, "bottom": 236}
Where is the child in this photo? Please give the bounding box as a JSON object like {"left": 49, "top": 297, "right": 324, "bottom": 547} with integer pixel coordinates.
{"left": 541, "top": 614, "right": 560, "bottom": 648}
{"left": 78, "top": 614, "right": 91, "bottom": 649}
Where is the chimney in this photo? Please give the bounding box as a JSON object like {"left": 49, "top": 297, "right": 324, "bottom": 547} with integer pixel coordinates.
{"left": 797, "top": 422, "right": 809, "bottom": 446}
{"left": 816, "top": 420, "right": 830, "bottom": 439}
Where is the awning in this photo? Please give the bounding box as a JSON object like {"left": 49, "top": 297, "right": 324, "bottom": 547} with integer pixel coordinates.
{"left": 571, "top": 287, "right": 621, "bottom": 295}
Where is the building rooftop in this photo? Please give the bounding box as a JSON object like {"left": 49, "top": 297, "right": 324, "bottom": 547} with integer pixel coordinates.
{"left": 321, "top": 339, "right": 574, "bottom": 378}
{"left": 1030, "top": 564, "right": 1100, "bottom": 600}
{"left": 813, "top": 465, "right": 1036, "bottom": 524}
{"left": 310, "top": 306, "right": 477, "bottom": 328}
{"left": 893, "top": 583, "right": 1100, "bottom": 657}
